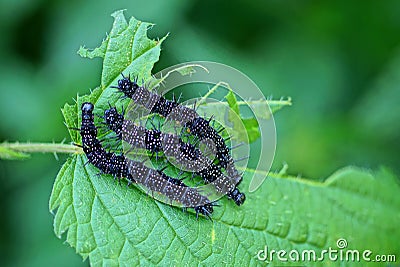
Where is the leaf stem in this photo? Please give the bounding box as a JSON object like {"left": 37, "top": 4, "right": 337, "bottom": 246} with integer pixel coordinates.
{"left": 1, "top": 142, "right": 82, "bottom": 154}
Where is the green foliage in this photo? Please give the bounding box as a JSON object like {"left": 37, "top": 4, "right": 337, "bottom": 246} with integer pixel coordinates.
{"left": 48, "top": 10, "right": 400, "bottom": 266}
{"left": 225, "top": 89, "right": 260, "bottom": 143}
{"left": 50, "top": 156, "right": 400, "bottom": 265}
{"left": 0, "top": 143, "right": 30, "bottom": 160}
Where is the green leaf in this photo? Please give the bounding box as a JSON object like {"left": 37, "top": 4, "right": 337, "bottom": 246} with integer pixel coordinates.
{"left": 51, "top": 153, "right": 400, "bottom": 265}
{"left": 52, "top": 10, "right": 400, "bottom": 267}
{"left": 63, "top": 10, "right": 166, "bottom": 144}
{"left": 225, "top": 89, "right": 240, "bottom": 115}
{"left": 242, "top": 118, "right": 260, "bottom": 143}
{"left": 50, "top": 11, "right": 296, "bottom": 265}
{"left": 222, "top": 89, "right": 291, "bottom": 143}
{"left": 0, "top": 144, "right": 30, "bottom": 160}
{"left": 225, "top": 90, "right": 260, "bottom": 142}
{"left": 225, "top": 89, "right": 260, "bottom": 142}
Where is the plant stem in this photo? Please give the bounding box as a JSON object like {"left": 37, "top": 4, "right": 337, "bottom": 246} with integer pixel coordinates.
{"left": 1, "top": 142, "right": 82, "bottom": 154}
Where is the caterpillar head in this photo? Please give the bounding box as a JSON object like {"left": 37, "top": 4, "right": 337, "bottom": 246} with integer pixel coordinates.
{"left": 113, "top": 74, "right": 139, "bottom": 98}
{"left": 81, "top": 102, "right": 94, "bottom": 119}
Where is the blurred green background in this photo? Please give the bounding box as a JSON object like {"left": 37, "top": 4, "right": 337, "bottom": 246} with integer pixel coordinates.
{"left": 1, "top": 0, "right": 399, "bottom": 266}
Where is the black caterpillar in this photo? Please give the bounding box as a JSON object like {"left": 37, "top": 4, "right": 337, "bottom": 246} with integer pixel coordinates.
{"left": 79, "top": 102, "right": 214, "bottom": 218}
{"left": 111, "top": 74, "right": 243, "bottom": 186}
{"left": 102, "top": 106, "right": 245, "bottom": 206}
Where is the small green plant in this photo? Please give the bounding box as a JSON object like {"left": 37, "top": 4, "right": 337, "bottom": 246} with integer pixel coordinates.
{"left": 1, "top": 10, "right": 398, "bottom": 266}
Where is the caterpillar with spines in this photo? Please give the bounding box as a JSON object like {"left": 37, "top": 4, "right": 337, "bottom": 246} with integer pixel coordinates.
{"left": 78, "top": 102, "right": 215, "bottom": 218}
{"left": 111, "top": 74, "right": 244, "bottom": 187}
{"left": 102, "top": 106, "right": 245, "bottom": 206}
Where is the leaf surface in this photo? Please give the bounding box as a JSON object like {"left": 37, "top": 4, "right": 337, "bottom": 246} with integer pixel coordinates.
{"left": 48, "top": 11, "right": 399, "bottom": 266}
{"left": 50, "top": 155, "right": 400, "bottom": 265}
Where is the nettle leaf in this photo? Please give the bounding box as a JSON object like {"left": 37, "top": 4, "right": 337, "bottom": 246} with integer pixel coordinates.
{"left": 66, "top": 10, "right": 166, "bottom": 144}
{"left": 50, "top": 155, "right": 400, "bottom": 265}
{"left": 225, "top": 89, "right": 260, "bottom": 143}
{"left": 50, "top": 10, "right": 399, "bottom": 266}
{"left": 0, "top": 143, "right": 30, "bottom": 160}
